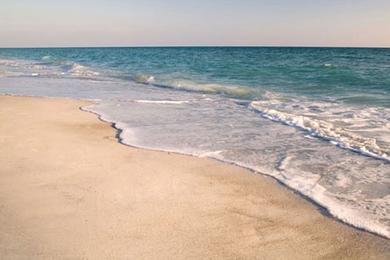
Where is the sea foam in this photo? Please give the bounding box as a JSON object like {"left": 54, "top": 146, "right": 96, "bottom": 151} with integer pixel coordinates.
{"left": 250, "top": 101, "right": 390, "bottom": 162}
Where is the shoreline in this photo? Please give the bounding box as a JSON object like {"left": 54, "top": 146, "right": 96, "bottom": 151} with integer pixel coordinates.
{"left": 2, "top": 93, "right": 387, "bottom": 239}
{"left": 81, "top": 100, "right": 390, "bottom": 240}
{"left": 0, "top": 95, "right": 389, "bottom": 259}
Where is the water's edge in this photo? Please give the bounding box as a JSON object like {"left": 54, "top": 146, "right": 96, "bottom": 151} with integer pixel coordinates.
{"left": 78, "top": 99, "right": 389, "bottom": 240}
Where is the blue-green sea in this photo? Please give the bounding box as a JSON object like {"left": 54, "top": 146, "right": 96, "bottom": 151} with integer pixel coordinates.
{"left": 0, "top": 47, "right": 389, "bottom": 238}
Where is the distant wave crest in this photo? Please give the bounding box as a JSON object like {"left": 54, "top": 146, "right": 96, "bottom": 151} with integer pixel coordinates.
{"left": 133, "top": 74, "right": 263, "bottom": 99}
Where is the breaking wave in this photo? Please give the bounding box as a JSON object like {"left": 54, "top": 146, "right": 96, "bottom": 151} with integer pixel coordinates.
{"left": 0, "top": 57, "right": 101, "bottom": 79}
{"left": 133, "top": 74, "right": 263, "bottom": 99}
{"left": 250, "top": 99, "right": 390, "bottom": 162}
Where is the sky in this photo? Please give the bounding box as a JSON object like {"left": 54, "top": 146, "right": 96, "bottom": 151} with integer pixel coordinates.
{"left": 1, "top": 0, "right": 390, "bottom": 48}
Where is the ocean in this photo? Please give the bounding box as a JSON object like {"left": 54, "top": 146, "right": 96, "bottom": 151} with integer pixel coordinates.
{"left": 0, "top": 47, "right": 389, "bottom": 238}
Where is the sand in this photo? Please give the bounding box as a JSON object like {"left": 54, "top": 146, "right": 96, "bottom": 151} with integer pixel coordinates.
{"left": 0, "top": 95, "right": 389, "bottom": 259}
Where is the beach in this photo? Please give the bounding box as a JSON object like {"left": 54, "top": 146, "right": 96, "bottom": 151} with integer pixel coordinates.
{"left": 1, "top": 48, "right": 390, "bottom": 238}
{"left": 0, "top": 95, "right": 389, "bottom": 259}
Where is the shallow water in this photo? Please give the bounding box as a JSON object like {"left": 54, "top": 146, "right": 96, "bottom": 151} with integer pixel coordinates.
{"left": 0, "top": 47, "right": 389, "bottom": 238}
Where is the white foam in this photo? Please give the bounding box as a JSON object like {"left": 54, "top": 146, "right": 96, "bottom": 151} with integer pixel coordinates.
{"left": 0, "top": 59, "right": 22, "bottom": 67}
{"left": 134, "top": 99, "right": 189, "bottom": 105}
{"left": 41, "top": 55, "right": 52, "bottom": 60}
{"left": 0, "top": 58, "right": 102, "bottom": 80}
{"left": 199, "top": 150, "right": 224, "bottom": 159}
{"left": 217, "top": 156, "right": 390, "bottom": 239}
{"left": 250, "top": 101, "right": 390, "bottom": 163}
{"left": 67, "top": 63, "right": 100, "bottom": 77}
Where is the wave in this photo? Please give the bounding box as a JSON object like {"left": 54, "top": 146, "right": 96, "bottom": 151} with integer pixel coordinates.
{"left": 38, "top": 56, "right": 100, "bottom": 77}
{"left": 133, "top": 74, "right": 263, "bottom": 99}
{"left": 250, "top": 100, "right": 390, "bottom": 162}
{"left": 0, "top": 58, "right": 20, "bottom": 67}
{"left": 65, "top": 63, "right": 100, "bottom": 77}
{"left": 0, "top": 56, "right": 101, "bottom": 79}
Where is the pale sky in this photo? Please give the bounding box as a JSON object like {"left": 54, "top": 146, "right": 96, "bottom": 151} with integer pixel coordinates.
{"left": 1, "top": 0, "right": 390, "bottom": 47}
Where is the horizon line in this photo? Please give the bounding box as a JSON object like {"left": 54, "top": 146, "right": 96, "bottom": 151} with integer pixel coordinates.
{"left": 1, "top": 45, "right": 390, "bottom": 49}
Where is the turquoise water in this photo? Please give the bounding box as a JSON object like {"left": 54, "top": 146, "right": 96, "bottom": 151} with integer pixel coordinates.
{"left": 1, "top": 47, "right": 390, "bottom": 104}
{"left": 0, "top": 47, "right": 389, "bottom": 238}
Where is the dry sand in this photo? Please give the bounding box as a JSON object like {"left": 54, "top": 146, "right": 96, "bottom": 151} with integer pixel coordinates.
{"left": 0, "top": 95, "right": 389, "bottom": 259}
